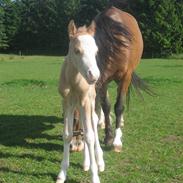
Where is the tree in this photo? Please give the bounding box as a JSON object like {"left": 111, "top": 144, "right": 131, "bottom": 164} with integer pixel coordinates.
{"left": 0, "top": 2, "right": 7, "bottom": 49}
{"left": 122, "top": 0, "right": 183, "bottom": 57}
{"left": 3, "top": 0, "right": 21, "bottom": 49}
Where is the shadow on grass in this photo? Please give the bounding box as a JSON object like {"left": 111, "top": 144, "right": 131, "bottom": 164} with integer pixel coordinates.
{"left": 0, "top": 151, "right": 60, "bottom": 163}
{"left": 0, "top": 167, "right": 81, "bottom": 183}
{"left": 0, "top": 115, "right": 89, "bottom": 183}
{"left": 0, "top": 167, "right": 57, "bottom": 181}
{"left": 0, "top": 115, "right": 63, "bottom": 151}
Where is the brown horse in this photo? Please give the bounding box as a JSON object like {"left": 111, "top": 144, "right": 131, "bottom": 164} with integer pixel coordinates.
{"left": 71, "top": 6, "right": 153, "bottom": 153}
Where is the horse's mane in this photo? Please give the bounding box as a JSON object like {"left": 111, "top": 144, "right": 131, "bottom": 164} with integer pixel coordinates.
{"left": 94, "top": 8, "right": 132, "bottom": 72}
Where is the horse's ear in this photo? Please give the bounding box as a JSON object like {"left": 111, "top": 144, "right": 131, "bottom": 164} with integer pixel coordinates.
{"left": 68, "top": 20, "right": 77, "bottom": 38}
{"left": 87, "top": 21, "right": 96, "bottom": 36}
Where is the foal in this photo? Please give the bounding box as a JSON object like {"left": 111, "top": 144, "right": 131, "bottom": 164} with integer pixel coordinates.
{"left": 57, "top": 20, "right": 104, "bottom": 183}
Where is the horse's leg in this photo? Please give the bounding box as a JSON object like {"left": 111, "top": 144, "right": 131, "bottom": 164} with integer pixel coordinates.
{"left": 76, "top": 133, "right": 84, "bottom": 152}
{"left": 99, "top": 85, "right": 113, "bottom": 145}
{"left": 83, "top": 141, "right": 90, "bottom": 171}
{"left": 81, "top": 99, "right": 100, "bottom": 183}
{"left": 57, "top": 104, "right": 74, "bottom": 183}
{"left": 92, "top": 101, "right": 105, "bottom": 172}
{"left": 83, "top": 101, "right": 105, "bottom": 172}
{"left": 70, "top": 110, "right": 84, "bottom": 152}
{"left": 113, "top": 74, "right": 131, "bottom": 152}
{"left": 70, "top": 110, "right": 79, "bottom": 152}
{"left": 96, "top": 95, "right": 105, "bottom": 129}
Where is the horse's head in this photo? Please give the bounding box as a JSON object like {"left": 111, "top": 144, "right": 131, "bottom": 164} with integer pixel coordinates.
{"left": 67, "top": 20, "right": 100, "bottom": 85}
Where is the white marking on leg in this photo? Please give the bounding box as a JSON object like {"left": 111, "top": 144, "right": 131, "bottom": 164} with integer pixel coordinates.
{"left": 98, "top": 108, "right": 105, "bottom": 129}
{"left": 121, "top": 115, "right": 124, "bottom": 127}
{"left": 113, "top": 128, "right": 123, "bottom": 148}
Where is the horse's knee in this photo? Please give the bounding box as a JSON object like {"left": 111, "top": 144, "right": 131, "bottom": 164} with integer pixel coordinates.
{"left": 114, "top": 102, "right": 124, "bottom": 115}
{"left": 63, "top": 133, "right": 73, "bottom": 143}
{"left": 85, "top": 130, "right": 94, "bottom": 145}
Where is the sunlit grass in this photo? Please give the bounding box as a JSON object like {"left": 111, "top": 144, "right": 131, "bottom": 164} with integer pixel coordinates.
{"left": 0, "top": 55, "right": 183, "bottom": 183}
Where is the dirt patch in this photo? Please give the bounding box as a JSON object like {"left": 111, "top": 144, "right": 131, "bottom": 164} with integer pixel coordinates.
{"left": 161, "top": 135, "right": 182, "bottom": 143}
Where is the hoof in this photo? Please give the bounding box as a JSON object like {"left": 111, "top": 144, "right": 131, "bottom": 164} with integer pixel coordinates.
{"left": 83, "top": 165, "right": 90, "bottom": 172}
{"left": 70, "top": 137, "right": 78, "bottom": 152}
{"left": 114, "top": 145, "right": 122, "bottom": 153}
{"left": 77, "top": 140, "right": 84, "bottom": 152}
{"left": 99, "top": 122, "right": 105, "bottom": 129}
{"left": 56, "top": 177, "right": 65, "bottom": 183}
{"left": 92, "top": 175, "right": 100, "bottom": 183}
{"left": 98, "top": 164, "right": 105, "bottom": 172}
{"left": 70, "top": 144, "right": 78, "bottom": 152}
{"left": 104, "top": 136, "right": 113, "bottom": 145}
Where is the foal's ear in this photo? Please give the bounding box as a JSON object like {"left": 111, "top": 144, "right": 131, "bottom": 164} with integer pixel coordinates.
{"left": 87, "top": 21, "right": 96, "bottom": 36}
{"left": 68, "top": 20, "right": 77, "bottom": 38}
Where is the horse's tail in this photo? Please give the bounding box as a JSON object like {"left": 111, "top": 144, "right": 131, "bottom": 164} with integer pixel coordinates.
{"left": 126, "top": 72, "right": 155, "bottom": 107}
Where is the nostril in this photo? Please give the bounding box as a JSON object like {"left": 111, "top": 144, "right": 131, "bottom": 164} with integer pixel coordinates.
{"left": 87, "top": 69, "right": 98, "bottom": 83}
{"left": 88, "top": 70, "right": 92, "bottom": 77}
{"left": 87, "top": 70, "right": 94, "bottom": 80}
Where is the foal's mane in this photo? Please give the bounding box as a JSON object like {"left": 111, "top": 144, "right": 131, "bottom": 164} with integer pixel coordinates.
{"left": 94, "top": 7, "right": 132, "bottom": 71}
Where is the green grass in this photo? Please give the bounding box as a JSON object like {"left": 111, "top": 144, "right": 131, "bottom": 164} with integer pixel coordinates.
{"left": 0, "top": 55, "right": 183, "bottom": 183}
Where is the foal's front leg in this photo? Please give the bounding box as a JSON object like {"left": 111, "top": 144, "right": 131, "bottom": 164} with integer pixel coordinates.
{"left": 83, "top": 101, "right": 105, "bottom": 173}
{"left": 92, "top": 101, "right": 105, "bottom": 172}
{"left": 57, "top": 105, "right": 74, "bottom": 183}
{"left": 81, "top": 99, "right": 100, "bottom": 183}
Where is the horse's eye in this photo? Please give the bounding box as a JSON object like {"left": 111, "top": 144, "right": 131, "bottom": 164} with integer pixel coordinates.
{"left": 74, "top": 48, "right": 81, "bottom": 55}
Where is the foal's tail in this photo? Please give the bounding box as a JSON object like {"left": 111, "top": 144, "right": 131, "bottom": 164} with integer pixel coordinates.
{"left": 126, "top": 72, "right": 155, "bottom": 107}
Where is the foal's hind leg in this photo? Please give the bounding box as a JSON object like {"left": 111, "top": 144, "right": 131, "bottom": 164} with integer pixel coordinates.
{"left": 99, "top": 84, "right": 113, "bottom": 145}
{"left": 113, "top": 75, "right": 131, "bottom": 152}
{"left": 70, "top": 111, "right": 79, "bottom": 152}
{"left": 96, "top": 95, "right": 105, "bottom": 129}
{"left": 70, "top": 110, "right": 84, "bottom": 152}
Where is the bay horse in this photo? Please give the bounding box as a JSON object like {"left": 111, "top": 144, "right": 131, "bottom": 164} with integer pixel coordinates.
{"left": 57, "top": 20, "right": 104, "bottom": 183}
{"left": 71, "top": 6, "right": 153, "bottom": 153}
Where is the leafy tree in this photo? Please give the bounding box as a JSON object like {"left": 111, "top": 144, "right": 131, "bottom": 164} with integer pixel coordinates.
{"left": 122, "top": 0, "right": 183, "bottom": 57}
{"left": 0, "top": 0, "right": 182, "bottom": 57}
{"left": 0, "top": 1, "right": 7, "bottom": 49}
{"left": 3, "top": 0, "right": 21, "bottom": 49}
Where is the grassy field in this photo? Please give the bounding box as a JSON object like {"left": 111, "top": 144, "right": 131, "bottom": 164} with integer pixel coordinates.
{"left": 0, "top": 54, "right": 183, "bottom": 183}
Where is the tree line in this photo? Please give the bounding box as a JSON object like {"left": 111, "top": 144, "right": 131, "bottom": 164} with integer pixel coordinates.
{"left": 0, "top": 0, "right": 183, "bottom": 57}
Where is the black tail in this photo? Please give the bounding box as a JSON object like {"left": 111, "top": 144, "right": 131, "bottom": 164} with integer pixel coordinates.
{"left": 126, "top": 72, "right": 156, "bottom": 108}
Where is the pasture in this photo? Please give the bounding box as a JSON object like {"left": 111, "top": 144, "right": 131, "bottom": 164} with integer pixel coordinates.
{"left": 0, "top": 54, "right": 183, "bottom": 183}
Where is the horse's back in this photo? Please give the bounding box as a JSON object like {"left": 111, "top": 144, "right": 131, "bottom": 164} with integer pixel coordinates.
{"left": 95, "top": 6, "right": 143, "bottom": 81}
{"left": 106, "top": 7, "right": 143, "bottom": 68}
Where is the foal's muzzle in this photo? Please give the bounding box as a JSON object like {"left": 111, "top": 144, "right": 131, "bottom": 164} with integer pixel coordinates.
{"left": 86, "top": 69, "right": 99, "bottom": 84}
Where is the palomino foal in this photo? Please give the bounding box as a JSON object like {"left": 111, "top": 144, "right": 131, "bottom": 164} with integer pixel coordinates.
{"left": 57, "top": 20, "right": 104, "bottom": 183}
